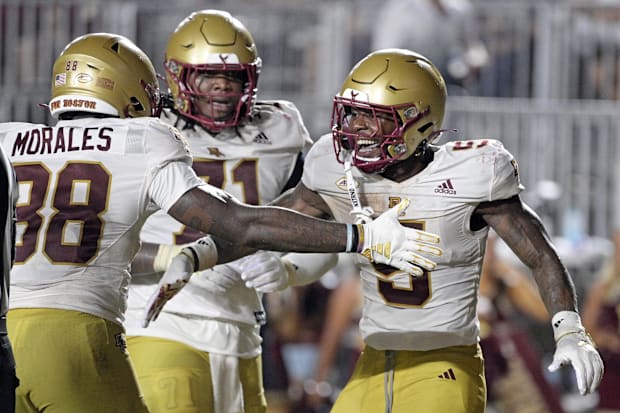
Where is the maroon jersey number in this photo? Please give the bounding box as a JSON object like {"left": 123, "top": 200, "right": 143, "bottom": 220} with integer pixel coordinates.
{"left": 14, "top": 162, "right": 111, "bottom": 264}
{"left": 375, "top": 220, "right": 432, "bottom": 307}
{"left": 174, "top": 158, "right": 259, "bottom": 244}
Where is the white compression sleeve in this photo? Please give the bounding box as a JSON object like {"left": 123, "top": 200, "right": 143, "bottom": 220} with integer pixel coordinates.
{"left": 281, "top": 252, "right": 339, "bottom": 286}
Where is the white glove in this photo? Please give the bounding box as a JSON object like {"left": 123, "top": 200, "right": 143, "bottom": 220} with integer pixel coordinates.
{"left": 547, "top": 311, "right": 604, "bottom": 395}
{"left": 242, "top": 252, "right": 339, "bottom": 293}
{"left": 142, "top": 252, "right": 194, "bottom": 328}
{"left": 359, "top": 199, "right": 442, "bottom": 275}
{"left": 240, "top": 251, "right": 290, "bottom": 293}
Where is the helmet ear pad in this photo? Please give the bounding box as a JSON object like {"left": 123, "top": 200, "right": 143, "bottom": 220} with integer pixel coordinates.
{"left": 164, "top": 10, "right": 262, "bottom": 131}
{"left": 49, "top": 33, "right": 161, "bottom": 119}
{"left": 331, "top": 49, "right": 447, "bottom": 172}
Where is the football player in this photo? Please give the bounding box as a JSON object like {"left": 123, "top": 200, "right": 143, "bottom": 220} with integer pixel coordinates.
{"left": 162, "top": 48, "right": 604, "bottom": 413}
{"left": 0, "top": 35, "right": 441, "bottom": 413}
{"left": 123, "top": 10, "right": 324, "bottom": 413}
{"left": 0, "top": 143, "right": 17, "bottom": 413}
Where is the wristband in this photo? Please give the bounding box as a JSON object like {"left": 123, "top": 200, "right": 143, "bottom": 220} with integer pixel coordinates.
{"left": 345, "top": 224, "right": 353, "bottom": 252}
{"left": 181, "top": 236, "right": 218, "bottom": 272}
{"left": 551, "top": 310, "right": 585, "bottom": 342}
{"left": 355, "top": 223, "right": 364, "bottom": 252}
{"left": 180, "top": 247, "right": 200, "bottom": 273}
{"left": 345, "top": 223, "right": 363, "bottom": 253}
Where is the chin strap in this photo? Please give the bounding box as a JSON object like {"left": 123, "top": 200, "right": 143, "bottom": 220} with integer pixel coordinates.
{"left": 343, "top": 151, "right": 374, "bottom": 224}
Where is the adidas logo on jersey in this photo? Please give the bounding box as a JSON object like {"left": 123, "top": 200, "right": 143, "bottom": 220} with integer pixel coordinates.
{"left": 437, "top": 368, "right": 457, "bottom": 380}
{"left": 434, "top": 179, "right": 456, "bottom": 195}
{"left": 253, "top": 132, "right": 271, "bottom": 144}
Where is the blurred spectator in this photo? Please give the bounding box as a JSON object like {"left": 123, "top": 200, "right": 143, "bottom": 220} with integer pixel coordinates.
{"left": 582, "top": 231, "right": 620, "bottom": 413}
{"left": 303, "top": 269, "right": 363, "bottom": 413}
{"left": 371, "top": 0, "right": 488, "bottom": 95}
{"left": 261, "top": 258, "right": 363, "bottom": 413}
{"left": 573, "top": 6, "right": 620, "bottom": 100}
{"left": 262, "top": 290, "right": 295, "bottom": 413}
{"left": 262, "top": 280, "right": 331, "bottom": 413}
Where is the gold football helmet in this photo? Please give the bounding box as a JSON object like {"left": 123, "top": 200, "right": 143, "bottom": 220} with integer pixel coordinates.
{"left": 332, "top": 48, "right": 447, "bottom": 173}
{"left": 49, "top": 33, "right": 161, "bottom": 119}
{"left": 164, "top": 9, "right": 262, "bottom": 131}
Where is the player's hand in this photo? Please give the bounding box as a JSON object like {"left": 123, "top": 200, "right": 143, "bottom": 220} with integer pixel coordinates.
{"left": 360, "top": 199, "right": 442, "bottom": 275}
{"left": 548, "top": 311, "right": 604, "bottom": 395}
{"left": 142, "top": 252, "right": 193, "bottom": 327}
{"left": 548, "top": 331, "right": 604, "bottom": 395}
{"left": 239, "top": 251, "right": 290, "bottom": 293}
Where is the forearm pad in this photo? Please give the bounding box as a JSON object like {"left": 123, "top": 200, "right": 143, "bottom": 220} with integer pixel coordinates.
{"left": 281, "top": 252, "right": 339, "bottom": 286}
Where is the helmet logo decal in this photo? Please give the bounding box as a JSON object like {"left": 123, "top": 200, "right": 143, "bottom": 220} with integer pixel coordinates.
{"left": 54, "top": 73, "right": 66, "bottom": 86}
{"left": 76, "top": 73, "right": 93, "bottom": 84}
{"left": 166, "top": 60, "right": 182, "bottom": 77}
{"left": 96, "top": 77, "right": 115, "bottom": 90}
{"left": 392, "top": 144, "right": 407, "bottom": 155}
{"left": 50, "top": 98, "right": 97, "bottom": 111}
{"left": 341, "top": 88, "right": 369, "bottom": 102}
{"left": 403, "top": 106, "right": 418, "bottom": 119}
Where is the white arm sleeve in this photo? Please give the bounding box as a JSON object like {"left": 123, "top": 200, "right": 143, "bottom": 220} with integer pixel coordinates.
{"left": 281, "top": 252, "right": 339, "bottom": 286}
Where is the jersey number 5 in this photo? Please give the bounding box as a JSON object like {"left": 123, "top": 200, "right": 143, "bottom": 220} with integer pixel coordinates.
{"left": 14, "top": 162, "right": 110, "bottom": 264}
{"left": 374, "top": 220, "right": 432, "bottom": 307}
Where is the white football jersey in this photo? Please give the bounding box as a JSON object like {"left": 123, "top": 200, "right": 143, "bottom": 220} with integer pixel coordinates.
{"left": 303, "top": 135, "right": 523, "bottom": 351}
{"left": 0, "top": 117, "right": 203, "bottom": 325}
{"left": 125, "top": 101, "right": 312, "bottom": 357}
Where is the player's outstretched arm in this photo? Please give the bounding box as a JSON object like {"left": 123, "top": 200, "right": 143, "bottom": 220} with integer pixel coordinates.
{"left": 143, "top": 185, "right": 442, "bottom": 325}
{"left": 168, "top": 185, "right": 350, "bottom": 254}
{"left": 168, "top": 185, "right": 442, "bottom": 269}
{"left": 478, "top": 195, "right": 604, "bottom": 395}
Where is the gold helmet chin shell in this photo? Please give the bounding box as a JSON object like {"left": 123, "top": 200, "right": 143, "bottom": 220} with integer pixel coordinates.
{"left": 164, "top": 9, "right": 261, "bottom": 127}
{"left": 49, "top": 32, "right": 160, "bottom": 119}
{"left": 338, "top": 48, "right": 447, "bottom": 160}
